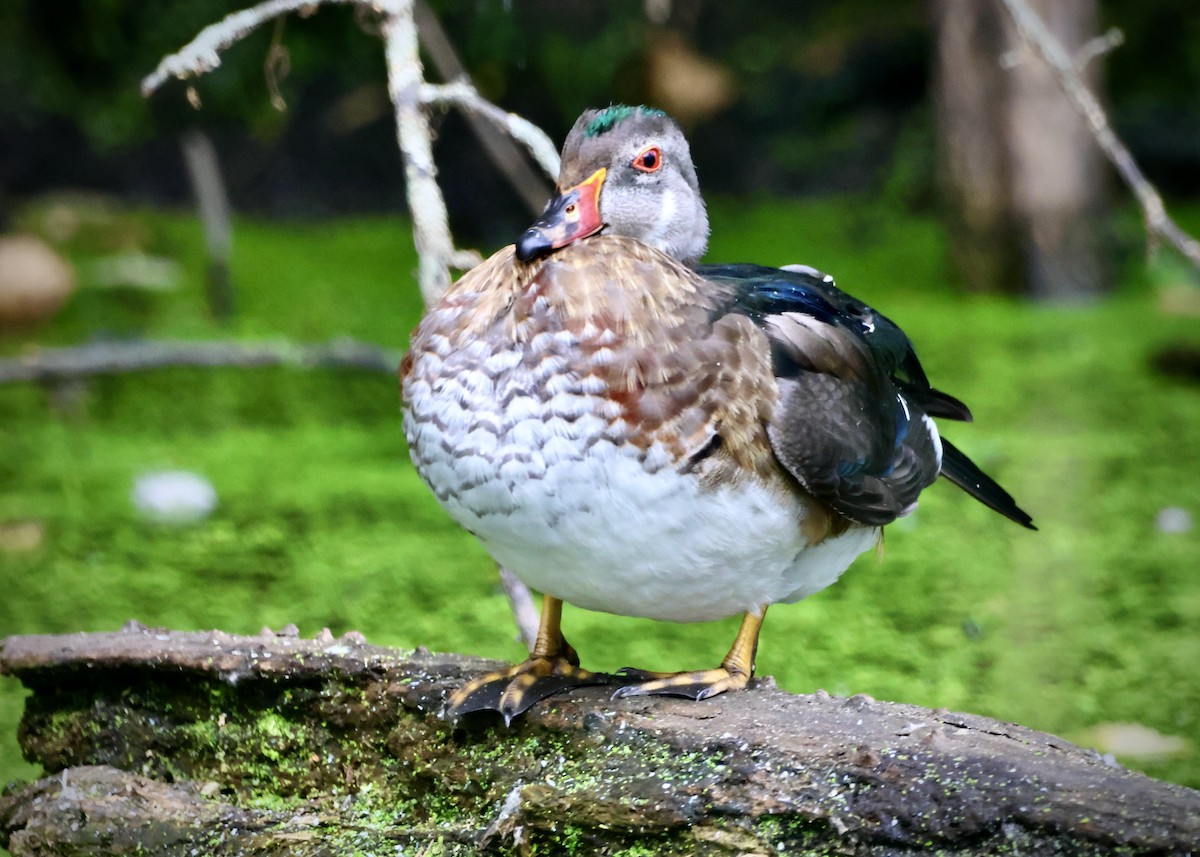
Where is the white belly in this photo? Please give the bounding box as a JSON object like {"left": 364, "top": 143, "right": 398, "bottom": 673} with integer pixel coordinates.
{"left": 404, "top": 353, "right": 878, "bottom": 623}
{"left": 469, "top": 446, "right": 879, "bottom": 622}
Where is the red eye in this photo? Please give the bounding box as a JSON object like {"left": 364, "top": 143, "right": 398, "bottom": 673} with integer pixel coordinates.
{"left": 632, "top": 146, "right": 662, "bottom": 173}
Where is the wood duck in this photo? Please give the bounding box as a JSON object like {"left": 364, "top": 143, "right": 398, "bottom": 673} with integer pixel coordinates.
{"left": 402, "top": 105, "right": 1033, "bottom": 724}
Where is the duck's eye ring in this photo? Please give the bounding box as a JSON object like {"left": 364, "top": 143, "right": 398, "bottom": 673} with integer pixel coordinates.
{"left": 632, "top": 146, "right": 662, "bottom": 173}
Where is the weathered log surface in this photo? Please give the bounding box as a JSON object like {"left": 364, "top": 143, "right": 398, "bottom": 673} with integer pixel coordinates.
{"left": 2, "top": 625, "right": 1198, "bottom": 856}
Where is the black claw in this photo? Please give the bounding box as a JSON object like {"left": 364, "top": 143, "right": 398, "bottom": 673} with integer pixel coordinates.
{"left": 615, "top": 667, "right": 657, "bottom": 680}
{"left": 444, "top": 677, "right": 509, "bottom": 721}
{"left": 499, "top": 674, "right": 586, "bottom": 724}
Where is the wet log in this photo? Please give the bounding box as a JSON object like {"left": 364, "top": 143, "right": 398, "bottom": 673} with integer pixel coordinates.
{"left": 2, "top": 625, "right": 1198, "bottom": 856}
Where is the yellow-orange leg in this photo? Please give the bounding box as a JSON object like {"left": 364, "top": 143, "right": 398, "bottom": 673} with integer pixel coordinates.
{"left": 613, "top": 608, "right": 766, "bottom": 701}
{"left": 445, "top": 595, "right": 612, "bottom": 725}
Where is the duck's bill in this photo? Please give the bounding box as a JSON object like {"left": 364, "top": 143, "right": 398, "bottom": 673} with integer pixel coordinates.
{"left": 515, "top": 167, "right": 606, "bottom": 262}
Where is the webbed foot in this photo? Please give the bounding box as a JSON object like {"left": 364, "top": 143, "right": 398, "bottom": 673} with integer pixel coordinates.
{"left": 445, "top": 594, "right": 619, "bottom": 724}
{"left": 612, "top": 665, "right": 752, "bottom": 700}
{"left": 612, "top": 608, "right": 766, "bottom": 702}
{"left": 446, "top": 655, "right": 612, "bottom": 724}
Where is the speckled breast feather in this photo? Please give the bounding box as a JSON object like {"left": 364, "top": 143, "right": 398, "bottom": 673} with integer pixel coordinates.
{"left": 401, "top": 236, "right": 877, "bottom": 622}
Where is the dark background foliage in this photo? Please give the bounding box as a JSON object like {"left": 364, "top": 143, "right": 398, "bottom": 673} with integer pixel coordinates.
{"left": 2, "top": 0, "right": 1197, "bottom": 243}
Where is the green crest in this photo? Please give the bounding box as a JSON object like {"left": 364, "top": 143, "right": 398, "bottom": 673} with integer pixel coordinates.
{"left": 584, "top": 105, "right": 666, "bottom": 138}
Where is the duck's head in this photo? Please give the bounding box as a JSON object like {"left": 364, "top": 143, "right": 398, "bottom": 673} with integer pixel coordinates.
{"left": 516, "top": 105, "right": 709, "bottom": 266}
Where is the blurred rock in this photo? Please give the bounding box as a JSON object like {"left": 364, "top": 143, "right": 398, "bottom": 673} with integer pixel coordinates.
{"left": 1149, "top": 252, "right": 1200, "bottom": 318}
{"left": 88, "top": 253, "right": 181, "bottom": 291}
{"left": 30, "top": 192, "right": 151, "bottom": 250}
{"left": 1157, "top": 284, "right": 1200, "bottom": 318}
{"left": 0, "top": 519, "right": 46, "bottom": 553}
{"left": 1155, "top": 506, "right": 1193, "bottom": 534}
{"left": 1080, "top": 722, "right": 1190, "bottom": 761}
{"left": 0, "top": 234, "right": 76, "bottom": 331}
{"left": 132, "top": 471, "right": 218, "bottom": 524}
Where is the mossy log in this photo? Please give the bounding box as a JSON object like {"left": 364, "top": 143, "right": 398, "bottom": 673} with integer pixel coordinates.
{"left": 2, "top": 625, "right": 1198, "bottom": 856}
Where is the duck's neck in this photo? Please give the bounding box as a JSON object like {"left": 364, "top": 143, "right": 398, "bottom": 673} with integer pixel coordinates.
{"left": 641, "top": 188, "right": 710, "bottom": 266}
{"left": 642, "top": 204, "right": 708, "bottom": 267}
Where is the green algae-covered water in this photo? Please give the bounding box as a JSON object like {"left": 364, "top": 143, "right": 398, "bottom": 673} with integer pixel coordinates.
{"left": 1, "top": 199, "right": 1197, "bottom": 796}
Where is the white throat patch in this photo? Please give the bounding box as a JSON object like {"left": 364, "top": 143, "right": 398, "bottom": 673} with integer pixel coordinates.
{"left": 646, "top": 187, "right": 677, "bottom": 253}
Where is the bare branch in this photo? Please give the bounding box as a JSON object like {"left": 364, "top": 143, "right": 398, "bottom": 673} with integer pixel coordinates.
{"left": 376, "top": 0, "right": 457, "bottom": 304}
{"left": 180, "top": 130, "right": 235, "bottom": 321}
{"left": 141, "top": 0, "right": 341, "bottom": 97}
{"left": 1073, "top": 27, "right": 1124, "bottom": 71}
{"left": 420, "top": 80, "right": 561, "bottom": 179}
{"left": 449, "top": 247, "right": 485, "bottom": 270}
{"left": 497, "top": 567, "right": 540, "bottom": 650}
{"left": 142, "top": 0, "right": 553, "bottom": 647}
{"left": 142, "top": 0, "right": 544, "bottom": 305}
{"left": 412, "top": 0, "right": 553, "bottom": 212}
{"left": 998, "top": 0, "right": 1200, "bottom": 270}
{"left": 0, "top": 338, "right": 402, "bottom": 384}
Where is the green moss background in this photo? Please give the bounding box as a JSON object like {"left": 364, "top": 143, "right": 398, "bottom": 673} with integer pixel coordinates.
{"left": 2, "top": 199, "right": 1198, "bottom": 801}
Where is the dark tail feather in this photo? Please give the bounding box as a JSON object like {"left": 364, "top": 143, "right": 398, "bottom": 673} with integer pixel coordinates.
{"left": 903, "top": 384, "right": 974, "bottom": 422}
{"left": 939, "top": 438, "right": 1036, "bottom": 530}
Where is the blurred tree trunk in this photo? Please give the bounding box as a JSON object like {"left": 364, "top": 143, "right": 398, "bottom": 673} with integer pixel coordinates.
{"left": 932, "top": 0, "right": 1110, "bottom": 299}
{"left": 181, "top": 129, "right": 235, "bottom": 322}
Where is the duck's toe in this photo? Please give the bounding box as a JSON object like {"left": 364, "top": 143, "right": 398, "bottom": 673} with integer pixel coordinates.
{"left": 612, "top": 665, "right": 752, "bottom": 701}
{"left": 445, "top": 657, "right": 614, "bottom": 725}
